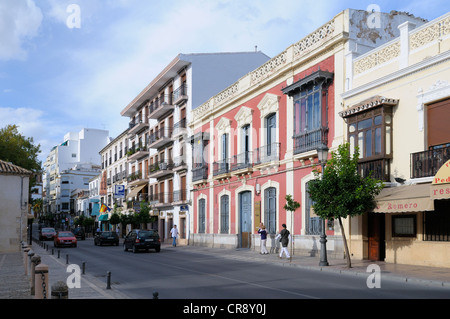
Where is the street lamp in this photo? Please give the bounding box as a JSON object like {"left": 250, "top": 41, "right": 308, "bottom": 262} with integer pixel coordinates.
{"left": 317, "top": 144, "right": 329, "bottom": 267}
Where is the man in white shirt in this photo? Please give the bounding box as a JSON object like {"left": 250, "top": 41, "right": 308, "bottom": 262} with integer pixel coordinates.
{"left": 170, "top": 225, "right": 178, "bottom": 247}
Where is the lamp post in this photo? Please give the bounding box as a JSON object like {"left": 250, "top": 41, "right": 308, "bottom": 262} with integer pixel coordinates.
{"left": 317, "top": 144, "right": 329, "bottom": 267}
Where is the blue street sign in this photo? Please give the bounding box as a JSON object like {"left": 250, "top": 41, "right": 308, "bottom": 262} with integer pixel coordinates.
{"left": 114, "top": 185, "right": 125, "bottom": 198}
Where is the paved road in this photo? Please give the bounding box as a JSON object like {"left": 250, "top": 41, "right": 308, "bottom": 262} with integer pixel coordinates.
{"left": 46, "top": 236, "right": 450, "bottom": 299}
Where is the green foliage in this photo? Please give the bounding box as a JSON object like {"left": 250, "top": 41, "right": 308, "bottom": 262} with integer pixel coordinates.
{"left": 283, "top": 194, "right": 300, "bottom": 212}
{"left": 110, "top": 212, "right": 121, "bottom": 225}
{"left": 308, "top": 143, "right": 383, "bottom": 221}
{"left": 0, "top": 124, "right": 42, "bottom": 172}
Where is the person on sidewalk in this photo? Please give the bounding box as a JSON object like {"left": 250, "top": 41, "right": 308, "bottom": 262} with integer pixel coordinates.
{"left": 257, "top": 223, "right": 269, "bottom": 255}
{"left": 275, "top": 224, "right": 291, "bottom": 260}
{"left": 170, "top": 225, "right": 178, "bottom": 247}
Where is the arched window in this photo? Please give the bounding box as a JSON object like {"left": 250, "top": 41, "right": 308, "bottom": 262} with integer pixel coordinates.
{"left": 305, "top": 182, "right": 322, "bottom": 235}
{"left": 220, "top": 195, "right": 229, "bottom": 234}
{"left": 264, "top": 187, "right": 276, "bottom": 234}
{"left": 198, "top": 198, "right": 206, "bottom": 233}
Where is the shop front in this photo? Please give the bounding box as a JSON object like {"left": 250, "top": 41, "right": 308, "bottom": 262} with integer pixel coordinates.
{"left": 363, "top": 160, "right": 450, "bottom": 268}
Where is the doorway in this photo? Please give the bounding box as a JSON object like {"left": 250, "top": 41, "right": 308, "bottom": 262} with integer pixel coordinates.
{"left": 368, "top": 213, "right": 386, "bottom": 261}
{"left": 239, "top": 191, "right": 252, "bottom": 248}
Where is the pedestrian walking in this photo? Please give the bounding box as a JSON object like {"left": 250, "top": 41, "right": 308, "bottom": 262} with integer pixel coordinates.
{"left": 275, "top": 224, "right": 291, "bottom": 260}
{"left": 170, "top": 225, "right": 178, "bottom": 247}
{"left": 257, "top": 223, "right": 269, "bottom": 255}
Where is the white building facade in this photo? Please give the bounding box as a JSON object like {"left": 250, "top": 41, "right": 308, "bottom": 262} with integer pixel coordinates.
{"left": 120, "top": 52, "right": 271, "bottom": 244}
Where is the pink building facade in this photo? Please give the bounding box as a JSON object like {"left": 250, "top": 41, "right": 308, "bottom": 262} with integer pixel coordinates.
{"left": 189, "top": 9, "right": 428, "bottom": 256}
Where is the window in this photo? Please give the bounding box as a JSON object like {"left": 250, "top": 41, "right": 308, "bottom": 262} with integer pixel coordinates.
{"left": 222, "top": 133, "right": 228, "bottom": 161}
{"left": 341, "top": 100, "right": 396, "bottom": 182}
{"left": 198, "top": 198, "right": 206, "bottom": 233}
{"left": 266, "top": 113, "right": 277, "bottom": 160}
{"left": 264, "top": 187, "right": 276, "bottom": 234}
{"left": 282, "top": 70, "right": 333, "bottom": 155}
{"left": 424, "top": 200, "right": 450, "bottom": 241}
{"left": 220, "top": 195, "right": 229, "bottom": 234}
{"left": 305, "top": 182, "right": 322, "bottom": 235}
{"left": 392, "top": 215, "right": 416, "bottom": 237}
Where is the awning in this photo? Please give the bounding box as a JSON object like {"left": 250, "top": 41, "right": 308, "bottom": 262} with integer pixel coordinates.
{"left": 373, "top": 183, "right": 434, "bottom": 213}
{"left": 430, "top": 159, "right": 450, "bottom": 200}
{"left": 98, "top": 214, "right": 109, "bottom": 221}
{"left": 127, "top": 184, "right": 146, "bottom": 200}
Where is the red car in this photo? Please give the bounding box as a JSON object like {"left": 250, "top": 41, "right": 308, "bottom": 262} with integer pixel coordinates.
{"left": 54, "top": 231, "right": 77, "bottom": 248}
{"left": 39, "top": 227, "right": 56, "bottom": 241}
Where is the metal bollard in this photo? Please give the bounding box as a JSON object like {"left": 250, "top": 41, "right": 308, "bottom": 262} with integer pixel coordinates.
{"left": 58, "top": 250, "right": 60, "bottom": 258}
{"left": 66, "top": 254, "right": 69, "bottom": 264}
{"left": 106, "top": 271, "right": 111, "bottom": 289}
{"left": 34, "top": 264, "right": 49, "bottom": 299}
{"left": 82, "top": 262, "right": 86, "bottom": 275}
{"left": 51, "top": 281, "right": 69, "bottom": 299}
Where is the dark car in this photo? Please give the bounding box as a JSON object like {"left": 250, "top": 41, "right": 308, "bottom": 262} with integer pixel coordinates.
{"left": 123, "top": 229, "right": 160, "bottom": 253}
{"left": 54, "top": 231, "right": 77, "bottom": 248}
{"left": 72, "top": 227, "right": 86, "bottom": 240}
{"left": 94, "top": 231, "right": 119, "bottom": 246}
{"left": 39, "top": 227, "right": 56, "bottom": 241}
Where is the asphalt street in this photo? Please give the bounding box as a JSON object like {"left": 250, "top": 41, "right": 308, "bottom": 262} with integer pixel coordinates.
{"left": 46, "top": 236, "right": 450, "bottom": 299}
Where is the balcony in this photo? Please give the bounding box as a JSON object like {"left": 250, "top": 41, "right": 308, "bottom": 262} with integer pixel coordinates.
{"left": 127, "top": 171, "right": 147, "bottom": 187}
{"left": 127, "top": 145, "right": 149, "bottom": 162}
{"left": 173, "top": 155, "right": 188, "bottom": 172}
{"left": 173, "top": 189, "right": 188, "bottom": 205}
{"left": 148, "top": 127, "right": 173, "bottom": 149}
{"left": 173, "top": 84, "right": 188, "bottom": 106}
{"left": 253, "top": 143, "right": 280, "bottom": 166}
{"left": 230, "top": 152, "right": 253, "bottom": 175}
{"left": 192, "top": 164, "right": 208, "bottom": 184}
{"left": 128, "top": 119, "right": 149, "bottom": 136}
{"left": 148, "top": 161, "right": 174, "bottom": 179}
{"left": 152, "top": 192, "right": 173, "bottom": 208}
{"left": 213, "top": 159, "right": 230, "bottom": 179}
{"left": 148, "top": 96, "right": 174, "bottom": 120}
{"left": 293, "top": 127, "right": 329, "bottom": 156}
{"left": 358, "top": 158, "right": 390, "bottom": 182}
{"left": 172, "top": 118, "right": 188, "bottom": 139}
{"left": 411, "top": 145, "right": 450, "bottom": 179}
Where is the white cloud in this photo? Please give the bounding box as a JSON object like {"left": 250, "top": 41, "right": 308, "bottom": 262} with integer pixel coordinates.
{"left": 0, "top": 0, "right": 43, "bottom": 60}
{"left": 0, "top": 107, "right": 68, "bottom": 163}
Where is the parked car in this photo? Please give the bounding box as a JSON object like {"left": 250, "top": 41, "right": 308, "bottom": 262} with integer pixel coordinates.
{"left": 94, "top": 231, "right": 119, "bottom": 246}
{"left": 72, "top": 227, "right": 86, "bottom": 240}
{"left": 39, "top": 228, "right": 56, "bottom": 241}
{"left": 54, "top": 231, "right": 77, "bottom": 248}
{"left": 123, "top": 229, "right": 160, "bottom": 253}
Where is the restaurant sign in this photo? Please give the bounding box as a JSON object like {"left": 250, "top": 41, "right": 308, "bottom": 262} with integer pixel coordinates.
{"left": 431, "top": 159, "right": 450, "bottom": 200}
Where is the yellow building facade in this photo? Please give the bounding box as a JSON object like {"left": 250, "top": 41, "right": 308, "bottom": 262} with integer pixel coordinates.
{"left": 341, "top": 12, "right": 450, "bottom": 267}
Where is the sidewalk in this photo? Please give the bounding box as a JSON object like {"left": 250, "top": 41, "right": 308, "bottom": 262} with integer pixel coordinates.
{"left": 0, "top": 241, "right": 129, "bottom": 299}
{"left": 1, "top": 241, "right": 450, "bottom": 299}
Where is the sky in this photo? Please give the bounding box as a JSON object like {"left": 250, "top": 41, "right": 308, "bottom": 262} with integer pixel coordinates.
{"left": 1, "top": 0, "right": 449, "bottom": 165}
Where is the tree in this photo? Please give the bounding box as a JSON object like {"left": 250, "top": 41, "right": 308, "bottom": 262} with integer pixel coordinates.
{"left": 0, "top": 124, "right": 41, "bottom": 172}
{"left": 283, "top": 194, "right": 300, "bottom": 257}
{"left": 307, "top": 143, "right": 383, "bottom": 268}
{"left": 134, "top": 202, "right": 152, "bottom": 229}
{"left": 110, "top": 212, "right": 121, "bottom": 230}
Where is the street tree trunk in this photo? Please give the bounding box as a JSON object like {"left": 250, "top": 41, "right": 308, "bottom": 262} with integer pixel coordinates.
{"left": 338, "top": 217, "right": 352, "bottom": 268}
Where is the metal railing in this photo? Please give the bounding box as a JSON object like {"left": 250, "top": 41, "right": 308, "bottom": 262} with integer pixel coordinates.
{"left": 213, "top": 159, "right": 230, "bottom": 176}
{"left": 293, "top": 127, "right": 328, "bottom": 155}
{"left": 230, "top": 151, "right": 253, "bottom": 171}
{"left": 357, "top": 158, "right": 390, "bottom": 182}
{"left": 253, "top": 143, "right": 280, "bottom": 164}
{"left": 192, "top": 164, "right": 208, "bottom": 182}
{"left": 411, "top": 145, "right": 450, "bottom": 179}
